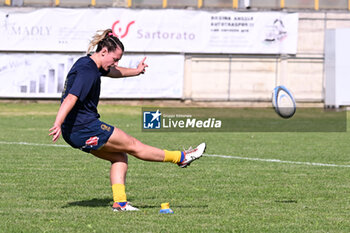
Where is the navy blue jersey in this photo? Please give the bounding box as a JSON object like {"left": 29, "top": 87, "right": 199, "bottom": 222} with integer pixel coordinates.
{"left": 61, "top": 55, "right": 109, "bottom": 131}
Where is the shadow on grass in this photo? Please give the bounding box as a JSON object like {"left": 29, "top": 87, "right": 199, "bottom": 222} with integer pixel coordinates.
{"left": 275, "top": 199, "right": 298, "bottom": 203}
{"left": 62, "top": 198, "right": 112, "bottom": 208}
{"left": 63, "top": 198, "right": 208, "bottom": 209}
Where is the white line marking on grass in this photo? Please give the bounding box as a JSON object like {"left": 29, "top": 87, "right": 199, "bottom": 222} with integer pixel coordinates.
{"left": 1, "top": 141, "right": 349, "bottom": 168}
{"left": 0, "top": 141, "right": 69, "bottom": 148}
{"left": 204, "top": 154, "right": 350, "bottom": 168}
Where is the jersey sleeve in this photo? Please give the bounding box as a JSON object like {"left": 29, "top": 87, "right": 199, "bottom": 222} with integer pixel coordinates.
{"left": 69, "top": 66, "right": 97, "bottom": 102}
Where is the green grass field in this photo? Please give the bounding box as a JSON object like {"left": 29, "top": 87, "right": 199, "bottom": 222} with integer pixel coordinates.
{"left": 1, "top": 102, "right": 350, "bottom": 232}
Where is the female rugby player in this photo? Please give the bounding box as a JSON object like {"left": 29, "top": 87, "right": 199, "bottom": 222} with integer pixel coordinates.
{"left": 49, "top": 29, "right": 206, "bottom": 211}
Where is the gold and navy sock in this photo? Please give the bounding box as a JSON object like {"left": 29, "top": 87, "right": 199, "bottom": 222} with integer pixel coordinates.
{"left": 112, "top": 183, "right": 127, "bottom": 204}
{"left": 163, "top": 150, "right": 185, "bottom": 164}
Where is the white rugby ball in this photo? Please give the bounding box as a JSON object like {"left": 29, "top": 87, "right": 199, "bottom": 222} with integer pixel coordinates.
{"left": 272, "top": 85, "right": 296, "bottom": 118}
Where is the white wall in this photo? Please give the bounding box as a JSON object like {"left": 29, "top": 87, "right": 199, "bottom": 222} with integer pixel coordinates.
{"left": 185, "top": 12, "right": 350, "bottom": 103}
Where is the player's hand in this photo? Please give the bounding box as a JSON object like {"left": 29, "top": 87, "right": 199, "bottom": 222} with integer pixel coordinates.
{"left": 136, "top": 57, "right": 148, "bottom": 75}
{"left": 49, "top": 124, "right": 62, "bottom": 142}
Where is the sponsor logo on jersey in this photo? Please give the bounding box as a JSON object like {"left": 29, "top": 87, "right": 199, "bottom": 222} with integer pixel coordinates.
{"left": 85, "top": 136, "right": 99, "bottom": 146}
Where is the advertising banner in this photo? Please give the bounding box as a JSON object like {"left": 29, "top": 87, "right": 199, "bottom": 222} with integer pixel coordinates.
{"left": 0, "top": 8, "right": 298, "bottom": 54}
{"left": 0, "top": 53, "right": 184, "bottom": 98}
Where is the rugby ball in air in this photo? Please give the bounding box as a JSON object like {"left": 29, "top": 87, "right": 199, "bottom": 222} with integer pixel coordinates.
{"left": 272, "top": 85, "right": 296, "bottom": 119}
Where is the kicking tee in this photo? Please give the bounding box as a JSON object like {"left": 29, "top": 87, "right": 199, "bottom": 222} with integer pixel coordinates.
{"left": 61, "top": 55, "right": 109, "bottom": 131}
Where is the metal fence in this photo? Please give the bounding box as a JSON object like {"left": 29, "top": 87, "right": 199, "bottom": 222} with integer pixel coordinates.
{"left": 3, "top": 0, "right": 350, "bottom": 10}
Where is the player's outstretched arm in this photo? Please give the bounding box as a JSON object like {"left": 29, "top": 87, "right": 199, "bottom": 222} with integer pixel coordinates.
{"left": 49, "top": 94, "right": 78, "bottom": 142}
{"left": 107, "top": 57, "right": 148, "bottom": 78}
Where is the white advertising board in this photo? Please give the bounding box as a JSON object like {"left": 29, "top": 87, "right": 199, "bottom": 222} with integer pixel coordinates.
{"left": 0, "top": 8, "right": 298, "bottom": 54}
{"left": 0, "top": 53, "right": 184, "bottom": 98}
